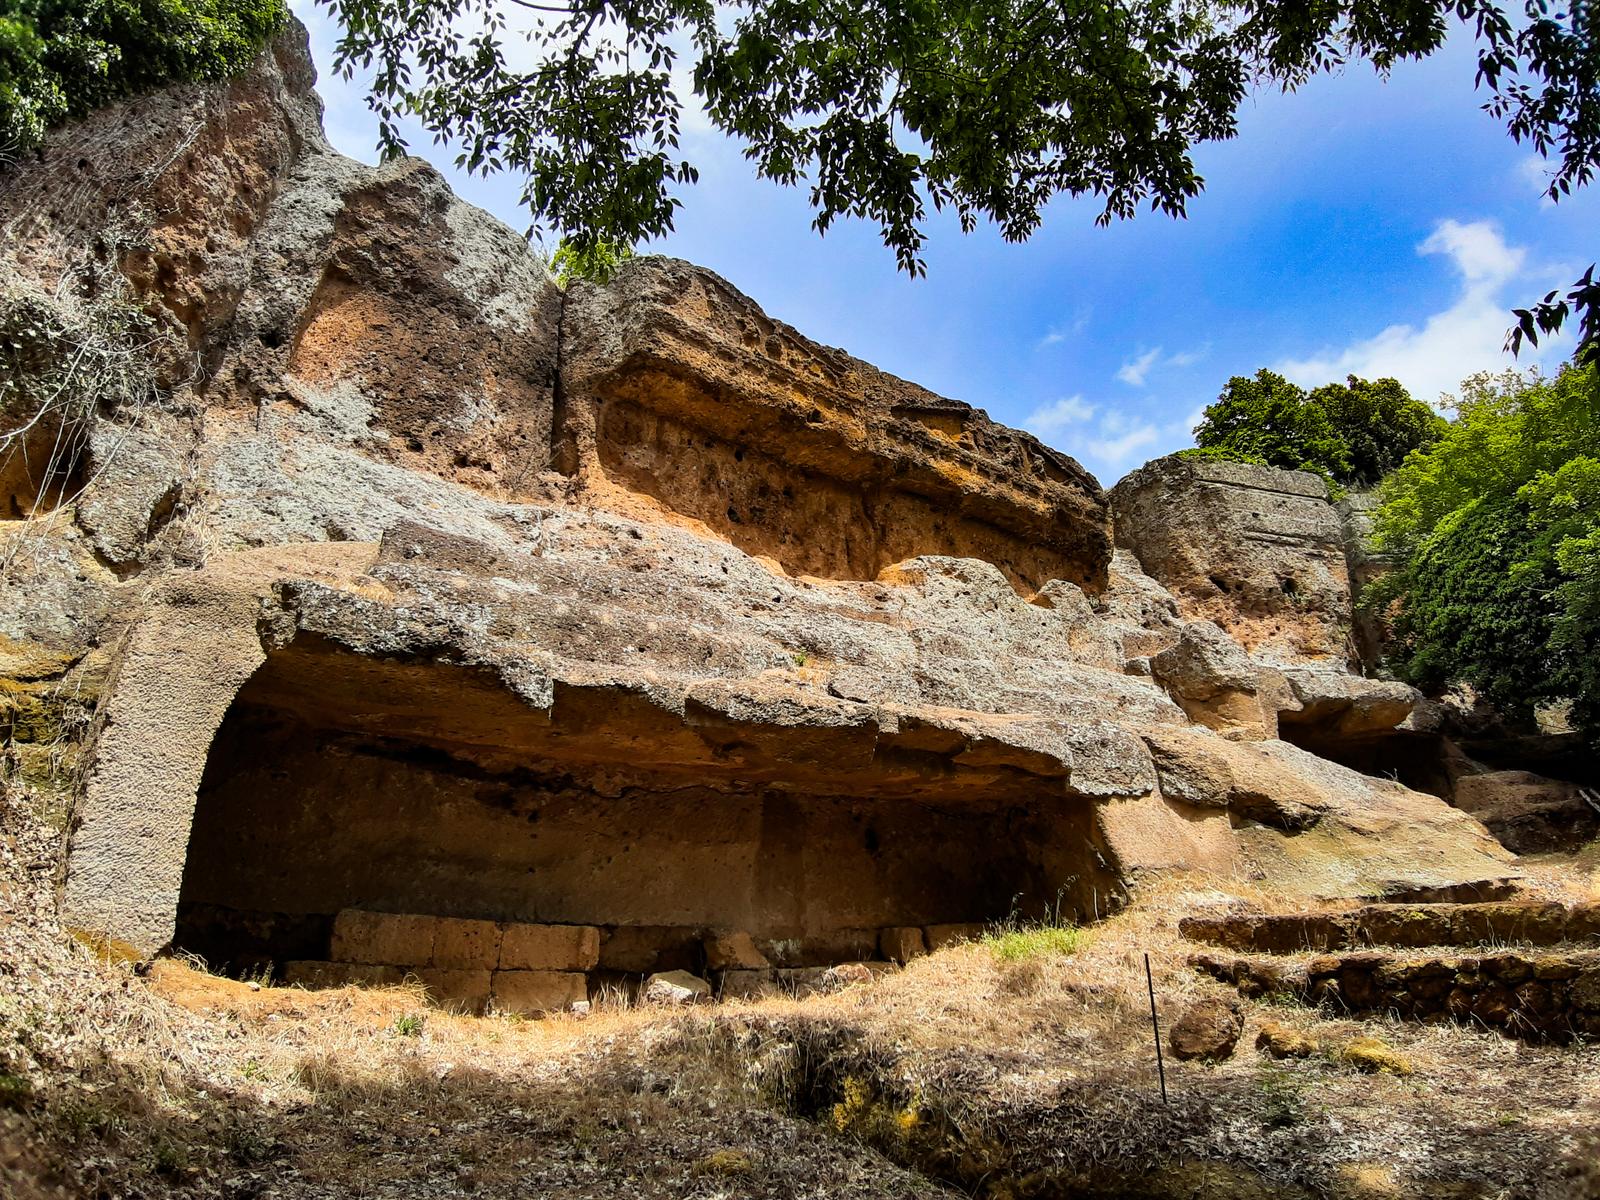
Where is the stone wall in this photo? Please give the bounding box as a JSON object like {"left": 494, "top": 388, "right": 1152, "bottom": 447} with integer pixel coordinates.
{"left": 1181, "top": 900, "right": 1600, "bottom": 953}
{"left": 1197, "top": 949, "right": 1600, "bottom": 1043}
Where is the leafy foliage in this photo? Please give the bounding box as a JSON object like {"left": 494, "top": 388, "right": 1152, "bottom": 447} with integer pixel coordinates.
{"left": 1508, "top": 264, "right": 1600, "bottom": 367}
{"left": 1173, "top": 444, "right": 1269, "bottom": 467}
{"left": 547, "top": 237, "right": 635, "bottom": 285}
{"left": 314, "top": 0, "right": 1600, "bottom": 312}
{"left": 0, "top": 0, "right": 286, "bottom": 153}
{"left": 1193, "top": 369, "right": 1444, "bottom": 488}
{"left": 1370, "top": 362, "right": 1600, "bottom": 735}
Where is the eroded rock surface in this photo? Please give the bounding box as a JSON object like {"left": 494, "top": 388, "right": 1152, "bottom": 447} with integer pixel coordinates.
{"left": 1109, "top": 456, "right": 1351, "bottom": 663}
{"left": 0, "top": 20, "right": 1520, "bottom": 973}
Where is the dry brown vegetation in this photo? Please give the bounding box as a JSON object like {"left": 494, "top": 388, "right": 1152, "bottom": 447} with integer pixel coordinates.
{"left": 4, "top": 767, "right": 1600, "bottom": 1199}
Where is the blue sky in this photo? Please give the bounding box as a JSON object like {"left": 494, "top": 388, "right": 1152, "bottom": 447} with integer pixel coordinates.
{"left": 291, "top": 3, "right": 1597, "bottom": 487}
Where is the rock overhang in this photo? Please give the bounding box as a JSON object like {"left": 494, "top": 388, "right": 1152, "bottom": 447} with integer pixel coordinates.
{"left": 0, "top": 20, "right": 1526, "bottom": 976}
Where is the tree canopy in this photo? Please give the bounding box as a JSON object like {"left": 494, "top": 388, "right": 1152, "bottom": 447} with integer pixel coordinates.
{"left": 1369, "top": 361, "right": 1600, "bottom": 736}
{"left": 0, "top": 0, "right": 286, "bottom": 153}
{"left": 305, "top": 0, "right": 1598, "bottom": 357}
{"left": 1191, "top": 368, "right": 1445, "bottom": 488}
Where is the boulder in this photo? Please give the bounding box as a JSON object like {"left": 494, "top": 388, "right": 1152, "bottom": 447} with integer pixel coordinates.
{"left": 644, "top": 970, "right": 713, "bottom": 1005}
{"left": 1255, "top": 1020, "right": 1320, "bottom": 1059}
{"left": 1150, "top": 621, "right": 1278, "bottom": 739}
{"left": 1168, "top": 996, "right": 1245, "bottom": 1061}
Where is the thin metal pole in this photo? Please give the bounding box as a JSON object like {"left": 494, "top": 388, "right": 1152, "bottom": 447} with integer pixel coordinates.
{"left": 1145, "top": 952, "right": 1168, "bottom": 1104}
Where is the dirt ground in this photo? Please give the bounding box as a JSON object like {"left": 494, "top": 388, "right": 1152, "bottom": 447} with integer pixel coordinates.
{"left": 3, "top": 776, "right": 1598, "bottom": 1200}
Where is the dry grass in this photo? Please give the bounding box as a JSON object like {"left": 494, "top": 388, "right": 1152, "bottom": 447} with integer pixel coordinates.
{"left": 5, "top": 770, "right": 1600, "bottom": 1200}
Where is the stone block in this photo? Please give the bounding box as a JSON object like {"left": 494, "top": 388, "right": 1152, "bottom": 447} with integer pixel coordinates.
{"left": 1573, "top": 967, "right": 1600, "bottom": 1012}
{"left": 1458, "top": 902, "right": 1568, "bottom": 946}
{"left": 284, "top": 960, "right": 404, "bottom": 990}
{"left": 599, "top": 925, "right": 701, "bottom": 973}
{"left": 759, "top": 928, "right": 878, "bottom": 968}
{"left": 499, "top": 923, "right": 601, "bottom": 971}
{"left": 413, "top": 968, "right": 492, "bottom": 1015}
{"left": 878, "top": 926, "right": 927, "bottom": 964}
{"left": 1566, "top": 904, "right": 1600, "bottom": 943}
{"left": 1355, "top": 905, "right": 1454, "bottom": 949}
{"left": 718, "top": 969, "right": 779, "bottom": 1001}
{"left": 704, "top": 930, "right": 770, "bottom": 970}
{"left": 330, "top": 909, "right": 437, "bottom": 966}
{"left": 924, "top": 923, "right": 986, "bottom": 951}
{"left": 431, "top": 917, "right": 503, "bottom": 969}
{"left": 491, "top": 970, "right": 588, "bottom": 1015}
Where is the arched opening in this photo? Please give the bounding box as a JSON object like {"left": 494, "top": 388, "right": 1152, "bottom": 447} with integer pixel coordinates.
{"left": 172, "top": 636, "right": 1110, "bottom": 998}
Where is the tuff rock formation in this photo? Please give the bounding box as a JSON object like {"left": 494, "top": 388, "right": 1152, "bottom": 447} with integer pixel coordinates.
{"left": 0, "top": 21, "right": 1523, "bottom": 1004}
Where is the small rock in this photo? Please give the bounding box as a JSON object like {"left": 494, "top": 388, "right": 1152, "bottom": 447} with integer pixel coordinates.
{"left": 643, "top": 970, "right": 711, "bottom": 1005}
{"left": 570, "top": 999, "right": 591, "bottom": 1018}
{"left": 1338, "top": 1036, "right": 1412, "bottom": 1076}
{"left": 820, "top": 961, "right": 874, "bottom": 991}
{"left": 1255, "top": 1019, "right": 1319, "bottom": 1059}
{"left": 1168, "top": 995, "right": 1244, "bottom": 1061}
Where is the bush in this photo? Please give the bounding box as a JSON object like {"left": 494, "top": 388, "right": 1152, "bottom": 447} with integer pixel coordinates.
{"left": 1194, "top": 369, "right": 1444, "bottom": 489}
{"left": 0, "top": 0, "right": 286, "bottom": 153}
{"left": 1370, "top": 361, "right": 1600, "bottom": 737}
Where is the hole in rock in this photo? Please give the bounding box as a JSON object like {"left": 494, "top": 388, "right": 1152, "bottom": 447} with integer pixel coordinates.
{"left": 1, "top": 406, "right": 89, "bottom": 519}
{"left": 174, "top": 638, "right": 1105, "bottom": 983}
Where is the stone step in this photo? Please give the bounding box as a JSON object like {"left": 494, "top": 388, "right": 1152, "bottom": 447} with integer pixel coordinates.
{"left": 1193, "top": 949, "right": 1600, "bottom": 1043}
{"left": 1179, "top": 901, "right": 1600, "bottom": 954}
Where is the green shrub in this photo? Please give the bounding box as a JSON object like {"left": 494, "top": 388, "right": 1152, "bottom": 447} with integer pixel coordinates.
{"left": 1370, "top": 361, "right": 1600, "bottom": 737}
{"left": 0, "top": 0, "right": 286, "bottom": 153}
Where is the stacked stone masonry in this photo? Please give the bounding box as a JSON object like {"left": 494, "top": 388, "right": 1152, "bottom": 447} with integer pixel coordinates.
{"left": 1180, "top": 901, "right": 1600, "bottom": 954}
{"left": 1195, "top": 949, "right": 1600, "bottom": 1043}
{"left": 283, "top": 909, "right": 984, "bottom": 1013}
{"left": 285, "top": 909, "right": 598, "bottom": 1015}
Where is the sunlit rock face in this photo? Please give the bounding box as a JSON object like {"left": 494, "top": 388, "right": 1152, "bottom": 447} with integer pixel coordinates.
{"left": 0, "top": 19, "right": 1517, "bottom": 987}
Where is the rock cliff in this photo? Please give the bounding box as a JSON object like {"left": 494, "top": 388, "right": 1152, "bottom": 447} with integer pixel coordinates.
{"left": 0, "top": 21, "right": 1517, "bottom": 992}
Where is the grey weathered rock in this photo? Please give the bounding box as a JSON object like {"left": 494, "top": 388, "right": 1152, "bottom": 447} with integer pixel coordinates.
{"left": 1110, "top": 455, "right": 1351, "bottom": 663}
{"left": 1275, "top": 667, "right": 1418, "bottom": 738}
{"left": 1150, "top": 621, "right": 1279, "bottom": 739}
{"left": 644, "top": 970, "right": 712, "bottom": 1005}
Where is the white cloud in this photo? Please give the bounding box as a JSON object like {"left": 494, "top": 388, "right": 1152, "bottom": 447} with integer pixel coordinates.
{"left": 1116, "top": 347, "right": 1162, "bottom": 387}
{"left": 1089, "top": 419, "right": 1160, "bottom": 464}
{"left": 1516, "top": 154, "right": 1558, "bottom": 206}
{"left": 1023, "top": 394, "right": 1097, "bottom": 436}
{"left": 1024, "top": 402, "right": 1162, "bottom": 483}
{"left": 1275, "top": 219, "right": 1562, "bottom": 407}
{"left": 1114, "top": 343, "right": 1209, "bottom": 387}
{"left": 1035, "top": 306, "right": 1091, "bottom": 350}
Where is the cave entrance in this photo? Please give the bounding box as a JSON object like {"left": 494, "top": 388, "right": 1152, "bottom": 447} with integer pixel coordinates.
{"left": 174, "top": 638, "right": 1097, "bottom": 994}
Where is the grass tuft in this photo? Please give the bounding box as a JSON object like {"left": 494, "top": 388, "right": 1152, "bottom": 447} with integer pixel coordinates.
{"left": 982, "top": 924, "right": 1086, "bottom": 961}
